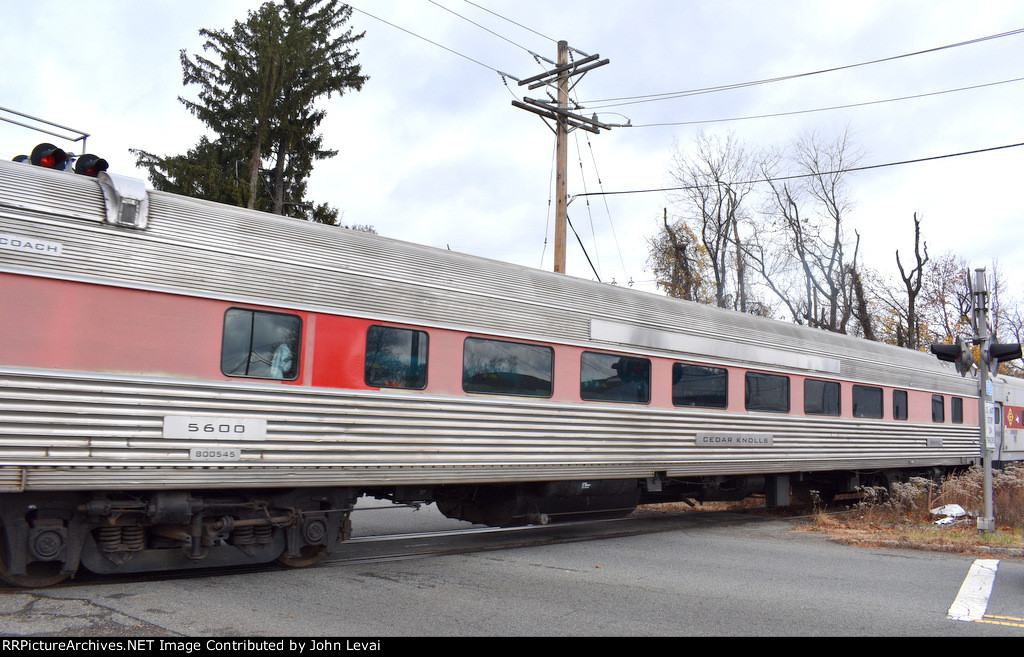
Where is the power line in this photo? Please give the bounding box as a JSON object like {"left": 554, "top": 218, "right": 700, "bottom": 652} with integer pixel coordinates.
{"left": 566, "top": 213, "right": 602, "bottom": 281}
{"left": 539, "top": 138, "right": 557, "bottom": 270}
{"left": 463, "top": 0, "right": 557, "bottom": 44}
{"left": 627, "top": 76, "right": 1024, "bottom": 128}
{"left": 573, "top": 141, "right": 1024, "bottom": 198}
{"left": 461, "top": 1, "right": 594, "bottom": 60}
{"left": 572, "top": 131, "right": 602, "bottom": 275}
{"left": 349, "top": 4, "right": 514, "bottom": 79}
{"left": 580, "top": 27, "right": 1024, "bottom": 109}
{"left": 427, "top": 0, "right": 554, "bottom": 64}
{"left": 579, "top": 129, "right": 629, "bottom": 280}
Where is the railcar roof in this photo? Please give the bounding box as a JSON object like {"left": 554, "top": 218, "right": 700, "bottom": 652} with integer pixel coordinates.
{"left": 0, "top": 158, "right": 984, "bottom": 394}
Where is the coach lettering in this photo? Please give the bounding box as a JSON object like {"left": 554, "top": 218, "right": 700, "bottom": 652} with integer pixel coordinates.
{"left": 0, "top": 233, "right": 63, "bottom": 256}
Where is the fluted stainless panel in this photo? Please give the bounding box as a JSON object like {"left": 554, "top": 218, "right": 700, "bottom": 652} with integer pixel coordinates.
{"left": 0, "top": 160, "right": 106, "bottom": 224}
{"left": 0, "top": 368, "right": 977, "bottom": 492}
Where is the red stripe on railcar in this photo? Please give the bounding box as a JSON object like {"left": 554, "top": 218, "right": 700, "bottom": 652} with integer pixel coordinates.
{"left": 0, "top": 273, "right": 307, "bottom": 385}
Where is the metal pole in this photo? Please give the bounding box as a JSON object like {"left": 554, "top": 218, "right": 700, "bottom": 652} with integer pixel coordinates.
{"left": 975, "top": 267, "right": 996, "bottom": 533}
{"left": 553, "top": 40, "right": 568, "bottom": 274}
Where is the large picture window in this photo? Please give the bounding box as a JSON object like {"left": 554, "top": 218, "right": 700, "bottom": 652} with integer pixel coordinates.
{"left": 672, "top": 364, "right": 727, "bottom": 409}
{"left": 745, "top": 372, "right": 790, "bottom": 413}
{"left": 221, "top": 308, "right": 301, "bottom": 380}
{"left": 581, "top": 352, "right": 651, "bottom": 404}
{"left": 853, "top": 385, "right": 883, "bottom": 419}
{"left": 365, "top": 325, "right": 428, "bottom": 389}
{"left": 804, "top": 379, "right": 841, "bottom": 416}
{"left": 463, "top": 337, "right": 553, "bottom": 397}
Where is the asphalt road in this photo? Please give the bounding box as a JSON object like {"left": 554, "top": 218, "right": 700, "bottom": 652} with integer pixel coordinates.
{"left": 2, "top": 499, "right": 1024, "bottom": 638}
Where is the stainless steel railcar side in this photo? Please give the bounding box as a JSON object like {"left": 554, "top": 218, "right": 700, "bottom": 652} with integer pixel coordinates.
{"left": 0, "top": 158, "right": 1006, "bottom": 586}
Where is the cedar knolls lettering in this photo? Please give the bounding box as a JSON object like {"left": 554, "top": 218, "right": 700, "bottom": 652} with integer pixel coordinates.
{"left": 0, "top": 233, "right": 62, "bottom": 256}
{"left": 696, "top": 433, "right": 774, "bottom": 446}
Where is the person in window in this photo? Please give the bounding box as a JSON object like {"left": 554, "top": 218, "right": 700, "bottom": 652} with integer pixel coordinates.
{"left": 270, "top": 341, "right": 294, "bottom": 379}
{"left": 265, "top": 320, "right": 298, "bottom": 379}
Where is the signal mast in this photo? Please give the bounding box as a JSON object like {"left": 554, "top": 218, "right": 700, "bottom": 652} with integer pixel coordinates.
{"left": 930, "top": 268, "right": 1023, "bottom": 532}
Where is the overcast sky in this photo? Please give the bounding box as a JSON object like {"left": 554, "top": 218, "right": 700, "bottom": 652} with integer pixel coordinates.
{"left": 3, "top": 0, "right": 1023, "bottom": 307}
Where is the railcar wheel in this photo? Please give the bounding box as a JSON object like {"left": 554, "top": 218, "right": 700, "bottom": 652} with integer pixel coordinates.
{"left": 0, "top": 526, "right": 70, "bottom": 588}
{"left": 276, "top": 545, "right": 327, "bottom": 568}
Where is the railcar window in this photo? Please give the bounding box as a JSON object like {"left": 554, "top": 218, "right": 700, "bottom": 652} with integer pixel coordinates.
{"left": 365, "top": 326, "right": 428, "bottom": 389}
{"left": 932, "top": 395, "right": 945, "bottom": 422}
{"left": 852, "top": 385, "right": 883, "bottom": 419}
{"left": 804, "top": 379, "right": 841, "bottom": 416}
{"left": 893, "top": 390, "right": 909, "bottom": 421}
{"left": 581, "top": 352, "right": 651, "bottom": 404}
{"left": 952, "top": 397, "right": 964, "bottom": 424}
{"left": 745, "top": 372, "right": 790, "bottom": 413}
{"left": 463, "top": 337, "right": 553, "bottom": 397}
{"left": 672, "top": 363, "right": 727, "bottom": 408}
{"left": 221, "top": 309, "right": 301, "bottom": 380}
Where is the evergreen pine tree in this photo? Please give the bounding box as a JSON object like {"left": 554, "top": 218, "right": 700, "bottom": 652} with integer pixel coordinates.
{"left": 134, "top": 0, "right": 367, "bottom": 224}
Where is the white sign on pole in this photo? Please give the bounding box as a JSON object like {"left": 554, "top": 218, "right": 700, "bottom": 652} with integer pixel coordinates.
{"left": 986, "top": 402, "right": 997, "bottom": 449}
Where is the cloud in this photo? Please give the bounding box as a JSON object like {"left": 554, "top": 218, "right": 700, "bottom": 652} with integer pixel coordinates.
{"left": 3, "top": 0, "right": 1023, "bottom": 298}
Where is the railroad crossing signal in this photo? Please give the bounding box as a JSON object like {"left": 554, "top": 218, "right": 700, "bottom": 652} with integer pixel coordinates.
{"left": 13, "top": 143, "right": 108, "bottom": 177}
{"left": 985, "top": 342, "right": 1023, "bottom": 367}
{"left": 73, "top": 153, "right": 109, "bottom": 177}
{"left": 928, "top": 268, "right": 1024, "bottom": 533}
{"left": 29, "top": 142, "right": 67, "bottom": 170}
{"left": 930, "top": 339, "right": 973, "bottom": 377}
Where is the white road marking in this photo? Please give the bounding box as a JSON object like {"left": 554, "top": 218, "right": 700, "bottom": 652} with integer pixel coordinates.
{"left": 948, "top": 559, "right": 1000, "bottom": 621}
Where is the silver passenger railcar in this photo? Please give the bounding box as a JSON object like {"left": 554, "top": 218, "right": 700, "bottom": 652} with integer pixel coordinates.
{"left": 0, "top": 155, "right": 1011, "bottom": 586}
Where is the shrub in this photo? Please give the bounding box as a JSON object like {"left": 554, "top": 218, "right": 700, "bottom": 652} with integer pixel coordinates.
{"left": 856, "top": 466, "right": 1024, "bottom": 529}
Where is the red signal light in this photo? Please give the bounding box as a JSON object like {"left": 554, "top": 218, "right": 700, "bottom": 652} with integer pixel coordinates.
{"left": 74, "top": 154, "right": 109, "bottom": 177}
{"left": 930, "top": 339, "right": 974, "bottom": 376}
{"left": 29, "top": 143, "right": 67, "bottom": 170}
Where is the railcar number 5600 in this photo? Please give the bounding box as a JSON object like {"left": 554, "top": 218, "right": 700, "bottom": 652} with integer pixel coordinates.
{"left": 163, "top": 416, "right": 268, "bottom": 441}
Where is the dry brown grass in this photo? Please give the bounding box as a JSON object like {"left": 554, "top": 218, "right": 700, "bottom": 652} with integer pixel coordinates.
{"left": 804, "top": 465, "right": 1024, "bottom": 555}
{"left": 639, "top": 467, "right": 1024, "bottom": 555}
{"left": 642, "top": 498, "right": 768, "bottom": 513}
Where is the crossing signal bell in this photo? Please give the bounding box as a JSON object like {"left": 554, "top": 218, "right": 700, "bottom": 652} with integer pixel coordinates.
{"left": 930, "top": 339, "right": 973, "bottom": 376}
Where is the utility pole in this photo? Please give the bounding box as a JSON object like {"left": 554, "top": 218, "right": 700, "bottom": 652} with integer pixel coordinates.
{"left": 554, "top": 41, "right": 569, "bottom": 273}
{"left": 511, "top": 42, "right": 612, "bottom": 274}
